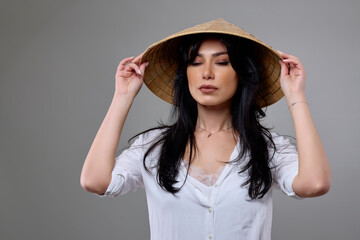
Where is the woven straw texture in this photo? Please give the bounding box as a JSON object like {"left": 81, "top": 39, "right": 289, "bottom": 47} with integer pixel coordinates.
{"left": 140, "top": 18, "right": 283, "bottom": 107}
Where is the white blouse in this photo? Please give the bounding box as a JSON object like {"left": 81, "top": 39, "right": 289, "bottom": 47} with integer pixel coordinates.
{"left": 100, "top": 129, "right": 301, "bottom": 240}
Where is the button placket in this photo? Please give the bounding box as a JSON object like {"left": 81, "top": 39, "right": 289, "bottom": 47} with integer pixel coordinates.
{"left": 208, "top": 184, "right": 219, "bottom": 240}
{"left": 206, "top": 191, "right": 215, "bottom": 240}
{"left": 206, "top": 205, "right": 214, "bottom": 240}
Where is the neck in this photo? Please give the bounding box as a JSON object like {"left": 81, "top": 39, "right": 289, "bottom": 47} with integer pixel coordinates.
{"left": 196, "top": 103, "right": 232, "bottom": 131}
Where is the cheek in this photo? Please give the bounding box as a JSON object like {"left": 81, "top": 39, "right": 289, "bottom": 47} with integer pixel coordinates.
{"left": 186, "top": 69, "right": 197, "bottom": 89}
{"left": 226, "top": 72, "right": 238, "bottom": 89}
{"left": 186, "top": 68, "right": 195, "bottom": 79}
{"left": 226, "top": 74, "right": 239, "bottom": 98}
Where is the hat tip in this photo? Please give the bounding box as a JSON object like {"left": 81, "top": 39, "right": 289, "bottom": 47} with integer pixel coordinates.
{"left": 210, "top": 18, "right": 233, "bottom": 26}
{"left": 214, "top": 18, "right": 227, "bottom": 22}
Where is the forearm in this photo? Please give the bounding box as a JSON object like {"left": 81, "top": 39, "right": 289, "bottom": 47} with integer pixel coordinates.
{"left": 80, "top": 93, "right": 134, "bottom": 194}
{"left": 290, "top": 94, "right": 331, "bottom": 197}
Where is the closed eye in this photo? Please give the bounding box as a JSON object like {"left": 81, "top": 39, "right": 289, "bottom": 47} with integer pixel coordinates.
{"left": 216, "top": 61, "right": 229, "bottom": 65}
{"left": 189, "top": 62, "right": 202, "bottom": 66}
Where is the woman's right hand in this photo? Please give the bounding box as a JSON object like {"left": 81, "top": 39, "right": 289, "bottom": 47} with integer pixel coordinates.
{"left": 114, "top": 53, "right": 148, "bottom": 98}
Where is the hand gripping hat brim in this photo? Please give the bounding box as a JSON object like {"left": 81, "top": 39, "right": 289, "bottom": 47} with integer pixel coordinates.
{"left": 140, "top": 18, "right": 283, "bottom": 108}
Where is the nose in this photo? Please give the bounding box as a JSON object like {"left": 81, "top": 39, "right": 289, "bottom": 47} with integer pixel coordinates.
{"left": 202, "top": 62, "right": 214, "bottom": 80}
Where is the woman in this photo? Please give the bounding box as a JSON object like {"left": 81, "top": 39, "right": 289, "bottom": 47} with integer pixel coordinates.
{"left": 80, "top": 19, "right": 331, "bottom": 239}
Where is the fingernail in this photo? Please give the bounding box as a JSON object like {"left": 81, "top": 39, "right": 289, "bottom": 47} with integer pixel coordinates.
{"left": 137, "top": 69, "right": 142, "bottom": 75}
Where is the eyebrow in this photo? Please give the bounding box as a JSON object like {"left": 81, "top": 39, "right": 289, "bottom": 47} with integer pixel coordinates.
{"left": 197, "top": 52, "right": 229, "bottom": 57}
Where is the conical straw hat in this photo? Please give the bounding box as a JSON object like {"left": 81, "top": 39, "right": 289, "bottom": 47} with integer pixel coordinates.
{"left": 140, "top": 18, "right": 283, "bottom": 107}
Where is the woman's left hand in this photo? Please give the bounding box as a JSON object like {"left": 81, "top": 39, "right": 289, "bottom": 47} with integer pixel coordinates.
{"left": 278, "top": 51, "right": 306, "bottom": 104}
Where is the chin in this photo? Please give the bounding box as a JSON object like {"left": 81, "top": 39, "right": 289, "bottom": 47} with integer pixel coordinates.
{"left": 194, "top": 97, "right": 216, "bottom": 106}
{"left": 196, "top": 98, "right": 232, "bottom": 109}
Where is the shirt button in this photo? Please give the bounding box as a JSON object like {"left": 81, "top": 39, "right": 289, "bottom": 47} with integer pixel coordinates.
{"left": 208, "top": 208, "right": 212, "bottom": 213}
{"left": 208, "top": 235, "right": 213, "bottom": 239}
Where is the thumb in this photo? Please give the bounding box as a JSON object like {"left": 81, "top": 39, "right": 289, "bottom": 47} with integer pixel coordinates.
{"left": 279, "top": 60, "right": 289, "bottom": 78}
{"left": 140, "top": 62, "right": 148, "bottom": 76}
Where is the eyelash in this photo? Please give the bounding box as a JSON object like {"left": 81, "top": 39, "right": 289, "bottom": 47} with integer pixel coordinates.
{"left": 190, "top": 61, "right": 229, "bottom": 66}
{"left": 217, "top": 61, "right": 229, "bottom": 65}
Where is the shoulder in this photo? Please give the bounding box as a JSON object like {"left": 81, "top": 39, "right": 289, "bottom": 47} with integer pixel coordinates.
{"left": 266, "top": 131, "right": 298, "bottom": 162}
{"left": 130, "top": 127, "right": 168, "bottom": 148}
{"left": 267, "top": 131, "right": 295, "bottom": 148}
{"left": 118, "top": 128, "right": 167, "bottom": 163}
{"left": 265, "top": 131, "right": 298, "bottom": 160}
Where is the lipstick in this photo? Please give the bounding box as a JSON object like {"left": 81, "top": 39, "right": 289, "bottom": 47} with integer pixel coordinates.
{"left": 199, "top": 85, "right": 218, "bottom": 93}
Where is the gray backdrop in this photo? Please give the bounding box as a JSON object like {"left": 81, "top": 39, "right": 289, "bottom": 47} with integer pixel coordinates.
{"left": 1, "top": 0, "right": 359, "bottom": 239}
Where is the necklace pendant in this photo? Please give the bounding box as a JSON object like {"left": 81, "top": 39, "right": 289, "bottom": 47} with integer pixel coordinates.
{"left": 207, "top": 133, "right": 212, "bottom": 138}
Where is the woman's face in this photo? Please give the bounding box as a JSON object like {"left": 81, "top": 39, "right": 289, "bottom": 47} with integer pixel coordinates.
{"left": 186, "top": 38, "right": 238, "bottom": 108}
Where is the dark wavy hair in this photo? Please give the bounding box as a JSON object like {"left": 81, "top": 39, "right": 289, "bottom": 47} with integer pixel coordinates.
{"left": 133, "top": 33, "right": 276, "bottom": 199}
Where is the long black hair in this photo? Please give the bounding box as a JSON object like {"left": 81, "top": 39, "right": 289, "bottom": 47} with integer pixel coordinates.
{"left": 134, "top": 33, "right": 276, "bottom": 199}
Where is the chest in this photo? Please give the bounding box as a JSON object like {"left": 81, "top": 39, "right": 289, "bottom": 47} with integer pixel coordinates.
{"left": 183, "top": 133, "right": 238, "bottom": 175}
{"left": 145, "top": 159, "right": 271, "bottom": 218}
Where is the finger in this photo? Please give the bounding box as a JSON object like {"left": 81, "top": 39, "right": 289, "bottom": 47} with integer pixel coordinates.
{"left": 277, "top": 50, "right": 297, "bottom": 60}
{"left": 139, "top": 61, "right": 148, "bottom": 75}
{"left": 117, "top": 57, "right": 135, "bottom": 71}
{"left": 132, "top": 53, "right": 144, "bottom": 65}
{"left": 282, "top": 58, "right": 304, "bottom": 71}
{"left": 125, "top": 62, "right": 143, "bottom": 76}
{"left": 118, "top": 70, "right": 134, "bottom": 78}
{"left": 279, "top": 59, "right": 289, "bottom": 77}
{"left": 279, "top": 52, "right": 302, "bottom": 66}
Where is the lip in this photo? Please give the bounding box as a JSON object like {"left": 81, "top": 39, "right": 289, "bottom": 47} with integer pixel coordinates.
{"left": 199, "top": 85, "right": 218, "bottom": 93}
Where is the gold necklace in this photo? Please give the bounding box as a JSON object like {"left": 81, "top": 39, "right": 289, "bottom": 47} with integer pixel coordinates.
{"left": 196, "top": 125, "right": 233, "bottom": 138}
